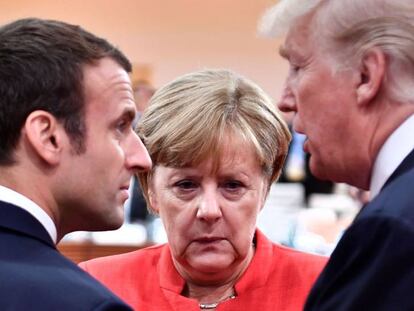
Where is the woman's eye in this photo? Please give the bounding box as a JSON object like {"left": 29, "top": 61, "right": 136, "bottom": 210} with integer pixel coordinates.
{"left": 221, "top": 180, "right": 247, "bottom": 199}
{"left": 223, "top": 180, "right": 244, "bottom": 191}
{"left": 175, "top": 180, "right": 197, "bottom": 190}
{"left": 172, "top": 179, "right": 198, "bottom": 199}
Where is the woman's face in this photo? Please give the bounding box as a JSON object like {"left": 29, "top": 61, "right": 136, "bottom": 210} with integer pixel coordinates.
{"left": 148, "top": 139, "right": 268, "bottom": 284}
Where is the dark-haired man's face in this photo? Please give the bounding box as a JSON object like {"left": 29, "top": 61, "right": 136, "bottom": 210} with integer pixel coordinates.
{"left": 59, "top": 57, "right": 152, "bottom": 231}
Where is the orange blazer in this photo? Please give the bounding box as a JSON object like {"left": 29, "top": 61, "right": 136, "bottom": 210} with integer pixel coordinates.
{"left": 80, "top": 229, "right": 327, "bottom": 311}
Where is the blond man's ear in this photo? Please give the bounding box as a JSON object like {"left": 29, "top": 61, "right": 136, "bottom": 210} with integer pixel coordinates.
{"left": 356, "top": 47, "right": 386, "bottom": 107}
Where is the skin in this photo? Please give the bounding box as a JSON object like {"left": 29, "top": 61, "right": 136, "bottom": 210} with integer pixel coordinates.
{"left": 55, "top": 57, "right": 152, "bottom": 237}
{"left": 148, "top": 136, "right": 268, "bottom": 303}
{"left": 0, "top": 57, "right": 152, "bottom": 241}
{"left": 276, "top": 14, "right": 399, "bottom": 189}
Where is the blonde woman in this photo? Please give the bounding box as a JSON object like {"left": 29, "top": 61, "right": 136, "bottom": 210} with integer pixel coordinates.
{"left": 81, "top": 69, "right": 326, "bottom": 310}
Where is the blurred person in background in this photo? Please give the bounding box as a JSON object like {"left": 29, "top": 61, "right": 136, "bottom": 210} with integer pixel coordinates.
{"left": 133, "top": 80, "right": 156, "bottom": 123}
{"left": 80, "top": 69, "right": 327, "bottom": 310}
{"left": 127, "top": 80, "right": 156, "bottom": 225}
{"left": 279, "top": 111, "right": 334, "bottom": 205}
{"left": 0, "top": 18, "right": 152, "bottom": 310}
{"left": 279, "top": 125, "right": 335, "bottom": 205}
{"left": 260, "top": 0, "right": 414, "bottom": 309}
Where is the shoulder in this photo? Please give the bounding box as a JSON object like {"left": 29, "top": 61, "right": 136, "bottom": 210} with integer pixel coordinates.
{"left": 256, "top": 230, "right": 327, "bottom": 279}
{"left": 316, "top": 197, "right": 414, "bottom": 294}
{"left": 271, "top": 243, "right": 328, "bottom": 275}
{"left": 244, "top": 231, "right": 327, "bottom": 304}
{"left": 80, "top": 244, "right": 166, "bottom": 280}
{"left": 79, "top": 244, "right": 168, "bottom": 308}
{"left": 0, "top": 238, "right": 130, "bottom": 310}
{"left": 350, "top": 167, "right": 414, "bottom": 246}
{"left": 43, "top": 266, "right": 132, "bottom": 310}
{"left": 301, "top": 165, "right": 414, "bottom": 310}
{"left": 273, "top": 242, "right": 327, "bottom": 263}
{"left": 257, "top": 229, "right": 327, "bottom": 264}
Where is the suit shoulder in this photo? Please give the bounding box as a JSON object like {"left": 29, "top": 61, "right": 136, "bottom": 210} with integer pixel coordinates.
{"left": 0, "top": 242, "right": 130, "bottom": 310}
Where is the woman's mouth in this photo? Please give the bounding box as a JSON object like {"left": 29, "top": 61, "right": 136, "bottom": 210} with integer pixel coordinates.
{"left": 195, "top": 237, "right": 223, "bottom": 244}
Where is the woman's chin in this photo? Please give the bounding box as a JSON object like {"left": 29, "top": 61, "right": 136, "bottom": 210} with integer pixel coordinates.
{"left": 187, "top": 253, "right": 235, "bottom": 274}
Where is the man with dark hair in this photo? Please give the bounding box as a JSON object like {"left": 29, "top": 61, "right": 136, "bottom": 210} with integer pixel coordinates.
{"left": 0, "top": 18, "right": 152, "bottom": 310}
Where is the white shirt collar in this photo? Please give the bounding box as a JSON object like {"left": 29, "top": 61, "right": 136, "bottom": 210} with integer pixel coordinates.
{"left": 0, "top": 185, "right": 57, "bottom": 243}
{"left": 370, "top": 114, "right": 414, "bottom": 199}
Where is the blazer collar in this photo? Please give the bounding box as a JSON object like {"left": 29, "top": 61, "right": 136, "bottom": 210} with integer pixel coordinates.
{"left": 382, "top": 148, "right": 414, "bottom": 191}
{"left": 0, "top": 201, "right": 55, "bottom": 248}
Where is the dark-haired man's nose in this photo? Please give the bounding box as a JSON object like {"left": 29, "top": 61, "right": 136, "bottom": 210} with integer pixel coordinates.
{"left": 127, "top": 133, "right": 152, "bottom": 173}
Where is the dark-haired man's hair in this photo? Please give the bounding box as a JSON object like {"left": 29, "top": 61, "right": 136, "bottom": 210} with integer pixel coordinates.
{"left": 0, "top": 18, "right": 132, "bottom": 164}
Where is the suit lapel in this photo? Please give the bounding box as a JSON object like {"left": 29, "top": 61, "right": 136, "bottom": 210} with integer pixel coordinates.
{"left": 0, "top": 201, "right": 55, "bottom": 247}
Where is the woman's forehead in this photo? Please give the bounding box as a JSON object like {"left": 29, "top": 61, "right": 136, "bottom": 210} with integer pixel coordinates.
{"left": 165, "top": 139, "right": 261, "bottom": 172}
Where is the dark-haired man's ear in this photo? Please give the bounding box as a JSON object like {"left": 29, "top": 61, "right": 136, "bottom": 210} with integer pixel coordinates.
{"left": 356, "top": 47, "right": 386, "bottom": 107}
{"left": 23, "top": 111, "right": 65, "bottom": 166}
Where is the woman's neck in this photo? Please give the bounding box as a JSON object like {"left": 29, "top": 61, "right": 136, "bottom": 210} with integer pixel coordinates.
{"left": 183, "top": 281, "right": 236, "bottom": 304}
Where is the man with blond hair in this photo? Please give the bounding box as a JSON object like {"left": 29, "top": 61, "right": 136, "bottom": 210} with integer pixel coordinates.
{"left": 260, "top": 0, "right": 414, "bottom": 310}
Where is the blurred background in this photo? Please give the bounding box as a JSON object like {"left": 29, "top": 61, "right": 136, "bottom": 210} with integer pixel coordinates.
{"left": 1, "top": 0, "right": 363, "bottom": 261}
{"left": 0, "top": 0, "right": 287, "bottom": 99}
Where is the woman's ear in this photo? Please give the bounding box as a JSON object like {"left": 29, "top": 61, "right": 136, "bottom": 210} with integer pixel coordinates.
{"left": 356, "top": 47, "right": 386, "bottom": 107}
{"left": 23, "top": 111, "right": 65, "bottom": 165}
{"left": 259, "top": 182, "right": 270, "bottom": 212}
{"left": 148, "top": 187, "right": 159, "bottom": 214}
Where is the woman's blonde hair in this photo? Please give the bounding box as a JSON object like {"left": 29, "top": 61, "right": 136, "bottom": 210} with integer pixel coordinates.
{"left": 136, "top": 69, "right": 291, "bottom": 210}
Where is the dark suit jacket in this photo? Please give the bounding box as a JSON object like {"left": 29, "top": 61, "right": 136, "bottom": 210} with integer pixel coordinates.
{"left": 305, "top": 149, "right": 414, "bottom": 311}
{"left": 0, "top": 201, "right": 132, "bottom": 311}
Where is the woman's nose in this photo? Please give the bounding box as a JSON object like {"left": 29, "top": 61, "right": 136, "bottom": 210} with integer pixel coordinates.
{"left": 196, "top": 189, "right": 222, "bottom": 222}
